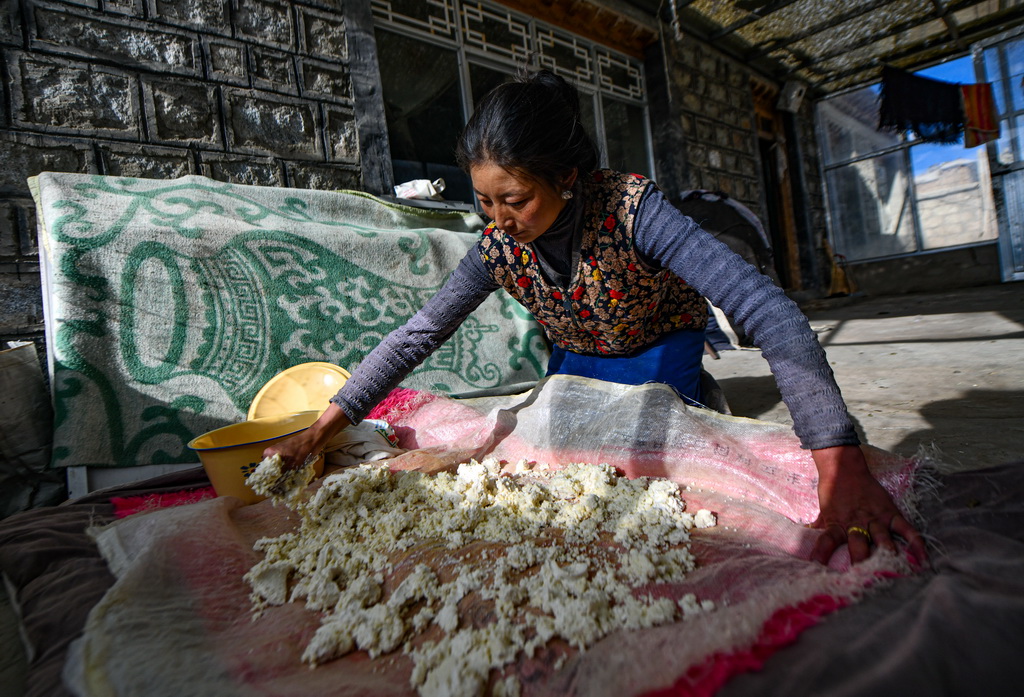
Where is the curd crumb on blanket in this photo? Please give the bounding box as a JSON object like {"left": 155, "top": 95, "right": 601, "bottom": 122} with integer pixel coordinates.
{"left": 694, "top": 508, "right": 718, "bottom": 529}
{"left": 246, "top": 459, "right": 717, "bottom": 697}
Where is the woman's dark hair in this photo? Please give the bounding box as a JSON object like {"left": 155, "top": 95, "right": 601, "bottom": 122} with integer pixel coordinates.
{"left": 456, "top": 69, "right": 599, "bottom": 190}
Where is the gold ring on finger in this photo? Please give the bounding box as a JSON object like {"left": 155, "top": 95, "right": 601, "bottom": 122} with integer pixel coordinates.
{"left": 847, "top": 525, "right": 872, "bottom": 541}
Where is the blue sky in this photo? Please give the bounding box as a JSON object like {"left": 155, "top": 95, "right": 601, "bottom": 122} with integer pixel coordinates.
{"left": 916, "top": 55, "right": 976, "bottom": 83}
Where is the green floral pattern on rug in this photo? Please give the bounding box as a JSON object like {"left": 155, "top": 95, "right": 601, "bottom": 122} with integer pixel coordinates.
{"left": 32, "top": 174, "right": 548, "bottom": 469}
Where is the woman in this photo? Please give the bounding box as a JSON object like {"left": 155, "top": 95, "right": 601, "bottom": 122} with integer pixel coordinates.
{"left": 266, "top": 70, "right": 925, "bottom": 566}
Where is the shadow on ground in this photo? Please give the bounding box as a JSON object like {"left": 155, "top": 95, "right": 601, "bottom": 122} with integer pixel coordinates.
{"left": 893, "top": 389, "right": 1024, "bottom": 470}
{"left": 716, "top": 374, "right": 873, "bottom": 448}
{"left": 715, "top": 374, "right": 781, "bottom": 421}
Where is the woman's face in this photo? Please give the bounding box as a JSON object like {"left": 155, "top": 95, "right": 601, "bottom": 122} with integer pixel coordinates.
{"left": 470, "top": 162, "right": 569, "bottom": 245}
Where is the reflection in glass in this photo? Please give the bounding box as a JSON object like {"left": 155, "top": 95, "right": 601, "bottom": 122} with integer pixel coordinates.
{"left": 982, "top": 46, "right": 1007, "bottom": 115}
{"left": 996, "top": 119, "right": 1014, "bottom": 166}
{"left": 468, "top": 62, "right": 511, "bottom": 108}
{"left": 825, "top": 152, "right": 916, "bottom": 260}
{"left": 911, "top": 144, "right": 998, "bottom": 249}
{"left": 1007, "top": 38, "right": 1024, "bottom": 112}
{"left": 602, "top": 97, "right": 648, "bottom": 176}
{"left": 579, "top": 89, "right": 598, "bottom": 162}
{"left": 376, "top": 29, "right": 472, "bottom": 202}
{"left": 1017, "top": 115, "right": 1024, "bottom": 162}
{"left": 821, "top": 53, "right": 1012, "bottom": 260}
{"left": 817, "top": 85, "right": 898, "bottom": 165}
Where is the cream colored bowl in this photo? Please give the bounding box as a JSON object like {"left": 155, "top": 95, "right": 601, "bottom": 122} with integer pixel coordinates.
{"left": 246, "top": 362, "right": 351, "bottom": 420}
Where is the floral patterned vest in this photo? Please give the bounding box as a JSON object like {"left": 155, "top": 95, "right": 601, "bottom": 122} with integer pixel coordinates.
{"left": 478, "top": 170, "right": 707, "bottom": 356}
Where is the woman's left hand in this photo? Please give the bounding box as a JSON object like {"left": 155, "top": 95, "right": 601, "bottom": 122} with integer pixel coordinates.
{"left": 809, "top": 445, "right": 927, "bottom": 566}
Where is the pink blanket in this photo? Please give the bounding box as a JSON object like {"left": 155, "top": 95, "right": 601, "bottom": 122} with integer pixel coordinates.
{"left": 70, "top": 377, "right": 921, "bottom": 697}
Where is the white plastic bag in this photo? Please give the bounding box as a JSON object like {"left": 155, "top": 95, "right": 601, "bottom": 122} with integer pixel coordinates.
{"left": 393, "top": 178, "right": 446, "bottom": 201}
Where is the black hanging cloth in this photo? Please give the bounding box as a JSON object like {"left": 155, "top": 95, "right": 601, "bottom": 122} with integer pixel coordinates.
{"left": 878, "top": 65, "right": 964, "bottom": 144}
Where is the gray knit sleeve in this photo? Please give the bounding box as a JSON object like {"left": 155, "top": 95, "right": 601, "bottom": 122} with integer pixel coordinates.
{"left": 634, "top": 185, "right": 859, "bottom": 450}
{"left": 329, "top": 245, "right": 499, "bottom": 423}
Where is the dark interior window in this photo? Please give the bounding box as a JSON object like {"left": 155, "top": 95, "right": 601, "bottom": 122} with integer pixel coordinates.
{"left": 376, "top": 29, "right": 473, "bottom": 203}
{"left": 602, "top": 97, "right": 648, "bottom": 177}
{"left": 468, "top": 62, "right": 510, "bottom": 108}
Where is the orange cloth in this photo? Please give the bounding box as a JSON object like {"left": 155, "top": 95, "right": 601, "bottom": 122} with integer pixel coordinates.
{"left": 961, "top": 83, "right": 1000, "bottom": 148}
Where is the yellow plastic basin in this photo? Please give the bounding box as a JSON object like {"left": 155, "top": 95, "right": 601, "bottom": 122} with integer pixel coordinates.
{"left": 246, "top": 362, "right": 351, "bottom": 420}
{"left": 188, "top": 410, "right": 324, "bottom": 504}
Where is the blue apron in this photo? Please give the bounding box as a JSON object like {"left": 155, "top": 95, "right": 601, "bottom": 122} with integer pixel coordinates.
{"left": 545, "top": 329, "right": 706, "bottom": 405}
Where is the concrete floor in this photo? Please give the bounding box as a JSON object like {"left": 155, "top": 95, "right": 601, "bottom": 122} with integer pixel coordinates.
{"left": 708, "top": 281, "right": 1024, "bottom": 471}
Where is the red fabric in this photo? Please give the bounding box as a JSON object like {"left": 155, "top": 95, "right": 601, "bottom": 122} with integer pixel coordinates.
{"left": 366, "top": 388, "right": 437, "bottom": 424}
{"left": 111, "top": 487, "right": 217, "bottom": 519}
{"left": 641, "top": 594, "right": 850, "bottom": 697}
{"left": 961, "top": 83, "right": 999, "bottom": 148}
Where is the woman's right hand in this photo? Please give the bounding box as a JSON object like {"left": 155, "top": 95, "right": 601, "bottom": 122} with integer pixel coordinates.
{"left": 263, "top": 403, "right": 352, "bottom": 471}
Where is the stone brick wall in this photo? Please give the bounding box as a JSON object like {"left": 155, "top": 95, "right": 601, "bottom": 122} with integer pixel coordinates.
{"left": 659, "top": 37, "right": 762, "bottom": 217}
{"left": 792, "top": 98, "right": 826, "bottom": 237}
{"left": 791, "top": 94, "right": 831, "bottom": 291}
{"left": 0, "top": 0, "right": 386, "bottom": 348}
{"left": 655, "top": 32, "right": 830, "bottom": 290}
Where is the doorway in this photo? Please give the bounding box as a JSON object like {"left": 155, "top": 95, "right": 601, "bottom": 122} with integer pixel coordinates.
{"left": 752, "top": 81, "right": 799, "bottom": 289}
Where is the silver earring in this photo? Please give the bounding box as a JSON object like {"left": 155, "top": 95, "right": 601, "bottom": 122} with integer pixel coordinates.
{"left": 561, "top": 190, "right": 573, "bottom": 200}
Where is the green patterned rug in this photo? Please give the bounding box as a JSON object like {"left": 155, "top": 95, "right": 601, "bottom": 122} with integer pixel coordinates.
{"left": 31, "top": 174, "right": 548, "bottom": 469}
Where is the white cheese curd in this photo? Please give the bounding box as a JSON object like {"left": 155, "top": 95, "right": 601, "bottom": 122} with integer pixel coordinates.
{"left": 247, "top": 453, "right": 317, "bottom": 505}
{"left": 245, "top": 459, "right": 717, "bottom": 697}
{"left": 694, "top": 508, "right": 718, "bottom": 528}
